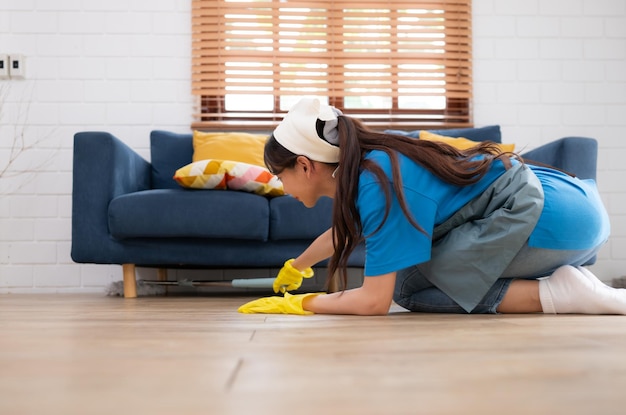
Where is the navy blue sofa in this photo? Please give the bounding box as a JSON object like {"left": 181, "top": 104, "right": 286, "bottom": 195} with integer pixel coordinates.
{"left": 71, "top": 126, "right": 598, "bottom": 297}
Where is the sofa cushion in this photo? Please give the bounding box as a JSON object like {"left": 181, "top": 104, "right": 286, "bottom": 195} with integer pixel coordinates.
{"left": 151, "top": 130, "right": 193, "bottom": 190}
{"left": 385, "top": 125, "right": 502, "bottom": 144}
{"left": 193, "top": 131, "right": 269, "bottom": 167}
{"left": 269, "top": 196, "right": 333, "bottom": 240}
{"left": 173, "top": 159, "right": 284, "bottom": 196}
{"left": 108, "top": 189, "right": 270, "bottom": 241}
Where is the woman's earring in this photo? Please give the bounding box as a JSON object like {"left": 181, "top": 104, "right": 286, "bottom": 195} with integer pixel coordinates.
{"left": 331, "top": 166, "right": 339, "bottom": 178}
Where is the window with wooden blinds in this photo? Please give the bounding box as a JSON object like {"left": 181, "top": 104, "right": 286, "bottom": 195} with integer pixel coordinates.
{"left": 192, "top": 0, "right": 472, "bottom": 130}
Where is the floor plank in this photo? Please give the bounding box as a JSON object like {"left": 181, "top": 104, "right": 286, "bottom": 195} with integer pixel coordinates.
{"left": 1, "top": 294, "right": 626, "bottom": 415}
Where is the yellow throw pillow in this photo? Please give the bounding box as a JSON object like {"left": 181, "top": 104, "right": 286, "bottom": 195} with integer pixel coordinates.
{"left": 173, "top": 159, "right": 284, "bottom": 197}
{"left": 419, "top": 131, "right": 515, "bottom": 153}
{"left": 192, "top": 131, "right": 269, "bottom": 167}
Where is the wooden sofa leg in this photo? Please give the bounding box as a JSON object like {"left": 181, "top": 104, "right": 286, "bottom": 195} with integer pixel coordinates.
{"left": 122, "top": 264, "right": 137, "bottom": 298}
{"left": 157, "top": 268, "right": 168, "bottom": 282}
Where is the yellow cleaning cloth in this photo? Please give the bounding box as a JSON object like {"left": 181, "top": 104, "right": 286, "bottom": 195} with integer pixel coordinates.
{"left": 238, "top": 292, "right": 321, "bottom": 315}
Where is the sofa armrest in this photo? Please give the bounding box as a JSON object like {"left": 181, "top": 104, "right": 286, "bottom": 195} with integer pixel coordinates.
{"left": 71, "top": 132, "right": 151, "bottom": 263}
{"left": 520, "top": 137, "right": 598, "bottom": 181}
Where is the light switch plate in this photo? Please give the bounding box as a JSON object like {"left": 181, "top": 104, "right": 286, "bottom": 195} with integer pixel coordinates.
{"left": 9, "top": 54, "right": 25, "bottom": 79}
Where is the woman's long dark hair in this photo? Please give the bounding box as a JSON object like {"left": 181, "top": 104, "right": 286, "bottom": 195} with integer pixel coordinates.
{"left": 265, "top": 116, "right": 514, "bottom": 291}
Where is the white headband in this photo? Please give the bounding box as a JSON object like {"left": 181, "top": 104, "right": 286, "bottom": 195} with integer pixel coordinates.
{"left": 272, "top": 98, "right": 342, "bottom": 163}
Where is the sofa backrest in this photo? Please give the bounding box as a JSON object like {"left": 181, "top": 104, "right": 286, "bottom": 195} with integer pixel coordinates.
{"left": 384, "top": 125, "right": 502, "bottom": 143}
{"left": 149, "top": 126, "right": 502, "bottom": 189}
{"left": 151, "top": 130, "right": 193, "bottom": 189}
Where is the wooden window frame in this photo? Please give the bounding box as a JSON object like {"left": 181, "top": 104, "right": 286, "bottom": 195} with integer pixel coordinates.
{"left": 192, "top": 1, "right": 472, "bottom": 131}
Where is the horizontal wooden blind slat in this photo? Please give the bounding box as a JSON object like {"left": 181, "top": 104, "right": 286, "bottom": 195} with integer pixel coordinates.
{"left": 192, "top": 1, "right": 469, "bottom": 12}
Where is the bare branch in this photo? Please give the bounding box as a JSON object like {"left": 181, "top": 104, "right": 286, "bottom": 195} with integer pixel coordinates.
{"left": 0, "top": 82, "right": 58, "bottom": 194}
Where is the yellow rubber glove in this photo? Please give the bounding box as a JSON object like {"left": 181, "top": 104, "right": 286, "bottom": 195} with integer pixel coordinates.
{"left": 273, "top": 258, "right": 314, "bottom": 293}
{"left": 238, "top": 292, "right": 322, "bottom": 315}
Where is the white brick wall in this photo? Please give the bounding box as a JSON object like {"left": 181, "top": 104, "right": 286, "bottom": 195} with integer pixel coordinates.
{"left": 474, "top": 0, "right": 626, "bottom": 282}
{"left": 0, "top": 0, "right": 624, "bottom": 292}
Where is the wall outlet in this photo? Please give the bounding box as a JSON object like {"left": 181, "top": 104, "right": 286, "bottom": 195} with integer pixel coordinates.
{"left": 0, "top": 54, "right": 9, "bottom": 79}
{"left": 9, "top": 54, "right": 25, "bottom": 79}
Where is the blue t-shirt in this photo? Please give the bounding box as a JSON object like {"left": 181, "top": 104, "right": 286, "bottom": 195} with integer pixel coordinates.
{"left": 356, "top": 150, "right": 610, "bottom": 277}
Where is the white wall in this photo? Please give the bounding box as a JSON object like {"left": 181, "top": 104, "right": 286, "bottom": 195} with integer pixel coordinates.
{"left": 473, "top": 0, "right": 626, "bottom": 282}
{"left": 0, "top": 0, "right": 624, "bottom": 293}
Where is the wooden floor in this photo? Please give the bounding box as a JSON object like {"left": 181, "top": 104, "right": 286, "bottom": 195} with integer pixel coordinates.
{"left": 2, "top": 294, "right": 626, "bottom": 415}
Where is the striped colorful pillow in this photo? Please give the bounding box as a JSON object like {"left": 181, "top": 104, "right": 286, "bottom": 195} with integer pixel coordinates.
{"left": 173, "top": 159, "right": 284, "bottom": 197}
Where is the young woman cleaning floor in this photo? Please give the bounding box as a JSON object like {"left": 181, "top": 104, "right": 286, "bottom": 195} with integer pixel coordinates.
{"left": 239, "top": 98, "right": 625, "bottom": 316}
